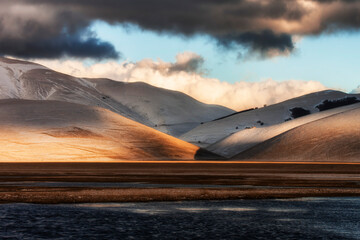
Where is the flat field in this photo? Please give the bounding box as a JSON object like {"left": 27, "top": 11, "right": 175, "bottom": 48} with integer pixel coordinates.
{"left": 1, "top": 162, "right": 360, "bottom": 203}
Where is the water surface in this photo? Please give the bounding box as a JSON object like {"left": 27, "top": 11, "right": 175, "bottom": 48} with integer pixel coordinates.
{"left": 1, "top": 198, "right": 360, "bottom": 239}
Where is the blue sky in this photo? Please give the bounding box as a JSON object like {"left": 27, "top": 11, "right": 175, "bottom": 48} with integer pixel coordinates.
{"left": 93, "top": 21, "right": 359, "bottom": 93}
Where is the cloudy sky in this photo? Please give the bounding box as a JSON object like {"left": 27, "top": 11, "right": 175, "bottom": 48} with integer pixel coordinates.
{"left": 1, "top": 0, "right": 359, "bottom": 109}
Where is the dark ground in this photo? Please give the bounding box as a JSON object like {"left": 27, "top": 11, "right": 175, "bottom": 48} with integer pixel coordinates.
{"left": 0, "top": 162, "right": 360, "bottom": 203}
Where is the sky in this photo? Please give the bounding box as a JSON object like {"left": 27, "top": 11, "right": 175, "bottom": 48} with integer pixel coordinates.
{"left": 0, "top": 0, "right": 359, "bottom": 110}
{"left": 92, "top": 21, "right": 359, "bottom": 92}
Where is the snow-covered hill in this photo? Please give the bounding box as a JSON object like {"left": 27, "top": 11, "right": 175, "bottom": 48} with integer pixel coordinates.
{"left": 208, "top": 103, "right": 360, "bottom": 158}
{"left": 232, "top": 105, "right": 360, "bottom": 162}
{"left": 0, "top": 58, "right": 147, "bottom": 122}
{"left": 87, "top": 78, "right": 234, "bottom": 136}
{"left": 0, "top": 99, "right": 215, "bottom": 161}
{"left": 180, "top": 90, "right": 360, "bottom": 147}
{"left": 0, "top": 57, "right": 234, "bottom": 136}
{"left": 2, "top": 57, "right": 358, "bottom": 162}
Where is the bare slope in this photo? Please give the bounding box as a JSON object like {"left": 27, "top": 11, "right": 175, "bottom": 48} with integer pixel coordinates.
{"left": 87, "top": 78, "right": 235, "bottom": 136}
{"left": 232, "top": 106, "right": 360, "bottom": 162}
{"left": 0, "top": 57, "right": 234, "bottom": 136}
{"left": 208, "top": 103, "right": 360, "bottom": 158}
{"left": 181, "top": 90, "right": 360, "bottom": 147}
{"left": 0, "top": 99, "right": 213, "bottom": 162}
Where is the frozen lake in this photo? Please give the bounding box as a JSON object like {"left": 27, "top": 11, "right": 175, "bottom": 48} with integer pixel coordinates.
{"left": 1, "top": 198, "right": 360, "bottom": 239}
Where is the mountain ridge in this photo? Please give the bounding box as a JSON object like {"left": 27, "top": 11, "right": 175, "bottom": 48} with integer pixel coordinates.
{"left": 0, "top": 57, "right": 235, "bottom": 137}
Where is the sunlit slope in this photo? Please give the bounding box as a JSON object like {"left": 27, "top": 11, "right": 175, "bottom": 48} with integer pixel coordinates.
{"left": 87, "top": 78, "right": 235, "bottom": 136}
{"left": 181, "top": 90, "right": 359, "bottom": 147}
{"left": 232, "top": 106, "right": 360, "bottom": 162}
{"left": 208, "top": 103, "right": 360, "bottom": 158}
{"left": 0, "top": 100, "right": 210, "bottom": 162}
{"left": 0, "top": 57, "right": 234, "bottom": 137}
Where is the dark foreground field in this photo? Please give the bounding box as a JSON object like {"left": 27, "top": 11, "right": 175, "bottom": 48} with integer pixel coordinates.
{"left": 1, "top": 162, "right": 360, "bottom": 203}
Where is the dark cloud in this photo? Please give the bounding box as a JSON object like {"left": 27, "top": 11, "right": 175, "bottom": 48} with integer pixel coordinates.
{"left": 0, "top": 1, "right": 119, "bottom": 59}
{"left": 224, "top": 0, "right": 305, "bottom": 21}
{"left": 136, "top": 52, "right": 205, "bottom": 75}
{"left": 217, "top": 30, "right": 294, "bottom": 58}
{"left": 1, "top": 0, "right": 360, "bottom": 59}
{"left": 312, "top": 0, "right": 357, "bottom": 3}
{"left": 0, "top": 30, "right": 119, "bottom": 59}
{"left": 169, "top": 54, "right": 205, "bottom": 74}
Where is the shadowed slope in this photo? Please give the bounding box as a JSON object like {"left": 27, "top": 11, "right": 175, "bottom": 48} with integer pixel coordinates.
{"left": 0, "top": 100, "right": 212, "bottom": 162}
{"left": 233, "top": 106, "right": 360, "bottom": 162}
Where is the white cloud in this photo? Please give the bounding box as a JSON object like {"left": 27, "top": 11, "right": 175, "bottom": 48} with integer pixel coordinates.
{"left": 351, "top": 86, "right": 360, "bottom": 94}
{"left": 34, "top": 52, "right": 327, "bottom": 111}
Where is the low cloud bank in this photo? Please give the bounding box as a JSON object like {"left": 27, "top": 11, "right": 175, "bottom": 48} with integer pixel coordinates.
{"left": 35, "top": 52, "right": 327, "bottom": 111}
{"left": 351, "top": 86, "right": 360, "bottom": 94}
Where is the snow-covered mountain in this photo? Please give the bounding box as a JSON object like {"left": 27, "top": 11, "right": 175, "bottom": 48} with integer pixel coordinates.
{"left": 208, "top": 102, "right": 360, "bottom": 158}
{"left": 87, "top": 78, "right": 234, "bottom": 136}
{"left": 1, "top": 57, "right": 359, "bottom": 162}
{"left": 180, "top": 90, "right": 360, "bottom": 148}
{"left": 0, "top": 58, "right": 147, "bottom": 122}
{"left": 232, "top": 104, "right": 360, "bottom": 162}
{"left": 0, "top": 57, "right": 234, "bottom": 137}
{"left": 0, "top": 99, "right": 215, "bottom": 161}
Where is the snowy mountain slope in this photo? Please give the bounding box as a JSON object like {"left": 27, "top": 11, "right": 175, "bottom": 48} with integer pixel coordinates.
{"left": 208, "top": 103, "right": 360, "bottom": 158}
{"left": 0, "top": 57, "right": 148, "bottom": 123}
{"left": 232, "top": 105, "right": 360, "bottom": 162}
{"left": 0, "top": 58, "right": 47, "bottom": 98}
{"left": 0, "top": 99, "right": 216, "bottom": 162}
{"left": 180, "top": 90, "right": 360, "bottom": 147}
{"left": 87, "top": 78, "right": 235, "bottom": 136}
{"left": 0, "top": 57, "right": 234, "bottom": 136}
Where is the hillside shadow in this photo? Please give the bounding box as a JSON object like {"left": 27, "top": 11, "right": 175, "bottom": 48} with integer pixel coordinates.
{"left": 194, "top": 148, "right": 226, "bottom": 160}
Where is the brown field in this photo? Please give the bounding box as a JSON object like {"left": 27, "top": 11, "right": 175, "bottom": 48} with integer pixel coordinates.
{"left": 1, "top": 162, "right": 360, "bottom": 203}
